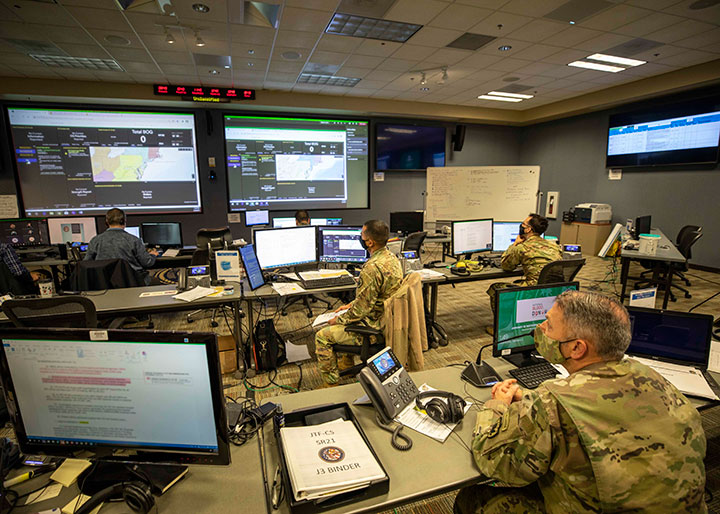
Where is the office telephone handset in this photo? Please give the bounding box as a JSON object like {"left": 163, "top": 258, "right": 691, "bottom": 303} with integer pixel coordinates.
{"left": 176, "top": 267, "right": 187, "bottom": 292}
{"left": 358, "top": 347, "right": 417, "bottom": 451}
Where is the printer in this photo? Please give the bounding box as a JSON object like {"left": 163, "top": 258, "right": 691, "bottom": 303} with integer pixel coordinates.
{"left": 573, "top": 203, "right": 612, "bottom": 224}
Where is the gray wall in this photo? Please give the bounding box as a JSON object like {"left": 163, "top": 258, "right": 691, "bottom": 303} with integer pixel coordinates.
{"left": 520, "top": 94, "right": 720, "bottom": 269}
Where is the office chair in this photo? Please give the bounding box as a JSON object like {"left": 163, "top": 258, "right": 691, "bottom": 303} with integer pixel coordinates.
{"left": 402, "top": 231, "right": 427, "bottom": 258}
{"left": 2, "top": 296, "right": 98, "bottom": 328}
{"left": 536, "top": 258, "right": 586, "bottom": 285}
{"left": 639, "top": 225, "right": 701, "bottom": 288}
{"left": 0, "top": 260, "right": 36, "bottom": 297}
{"left": 187, "top": 227, "right": 234, "bottom": 327}
{"left": 634, "top": 229, "right": 703, "bottom": 301}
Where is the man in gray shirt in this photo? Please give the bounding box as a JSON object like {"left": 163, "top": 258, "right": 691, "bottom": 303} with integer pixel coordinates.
{"left": 84, "top": 208, "right": 159, "bottom": 285}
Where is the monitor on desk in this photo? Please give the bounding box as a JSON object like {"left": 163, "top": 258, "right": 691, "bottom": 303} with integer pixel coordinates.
{"left": 245, "top": 210, "right": 269, "bottom": 227}
{"left": 492, "top": 221, "right": 521, "bottom": 253}
{"left": 239, "top": 244, "right": 266, "bottom": 291}
{"left": 452, "top": 219, "right": 493, "bottom": 256}
{"left": 634, "top": 215, "right": 652, "bottom": 239}
{"left": 47, "top": 217, "right": 97, "bottom": 245}
{"left": 0, "top": 218, "right": 50, "bottom": 247}
{"left": 253, "top": 226, "right": 317, "bottom": 270}
{"left": 319, "top": 226, "right": 368, "bottom": 264}
{"left": 125, "top": 226, "right": 140, "bottom": 239}
{"left": 626, "top": 307, "right": 713, "bottom": 368}
{"left": 311, "top": 217, "right": 342, "bottom": 226}
{"left": 492, "top": 282, "right": 580, "bottom": 367}
{"left": 390, "top": 211, "right": 424, "bottom": 235}
{"left": 0, "top": 327, "right": 230, "bottom": 465}
{"left": 141, "top": 222, "right": 183, "bottom": 247}
{"left": 272, "top": 217, "right": 296, "bottom": 228}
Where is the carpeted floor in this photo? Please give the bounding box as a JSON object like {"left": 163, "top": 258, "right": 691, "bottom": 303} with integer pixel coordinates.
{"left": 4, "top": 244, "right": 720, "bottom": 512}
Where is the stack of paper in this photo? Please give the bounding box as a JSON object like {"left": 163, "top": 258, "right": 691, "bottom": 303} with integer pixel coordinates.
{"left": 633, "top": 357, "right": 719, "bottom": 400}
{"left": 173, "top": 286, "right": 216, "bottom": 302}
{"left": 280, "top": 419, "right": 386, "bottom": 501}
{"left": 312, "top": 308, "right": 349, "bottom": 329}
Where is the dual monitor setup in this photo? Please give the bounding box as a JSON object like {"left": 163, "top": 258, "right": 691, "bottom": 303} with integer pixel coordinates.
{"left": 242, "top": 209, "right": 343, "bottom": 228}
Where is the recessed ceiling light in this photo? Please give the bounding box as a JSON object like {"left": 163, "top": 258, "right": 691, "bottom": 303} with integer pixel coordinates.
{"left": 192, "top": 3, "right": 210, "bottom": 13}
{"left": 568, "top": 60, "right": 624, "bottom": 72}
{"left": 488, "top": 91, "right": 533, "bottom": 99}
{"left": 281, "top": 51, "right": 302, "bottom": 60}
{"left": 498, "top": 45, "right": 512, "bottom": 51}
{"left": 104, "top": 34, "right": 130, "bottom": 46}
{"left": 325, "top": 13, "right": 422, "bottom": 43}
{"left": 420, "top": 87, "right": 429, "bottom": 91}
{"left": 248, "top": 49, "right": 255, "bottom": 55}
{"left": 569, "top": 20, "right": 575, "bottom": 24}
{"left": 297, "top": 73, "right": 361, "bottom": 87}
{"left": 478, "top": 94, "right": 522, "bottom": 102}
{"left": 209, "top": 69, "right": 219, "bottom": 75}
{"left": 224, "top": 65, "right": 231, "bottom": 69}
{"left": 587, "top": 53, "right": 646, "bottom": 67}
{"left": 247, "top": 62, "right": 254, "bottom": 67}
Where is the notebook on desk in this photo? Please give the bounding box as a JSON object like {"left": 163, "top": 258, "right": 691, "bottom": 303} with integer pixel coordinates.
{"left": 626, "top": 306, "right": 720, "bottom": 400}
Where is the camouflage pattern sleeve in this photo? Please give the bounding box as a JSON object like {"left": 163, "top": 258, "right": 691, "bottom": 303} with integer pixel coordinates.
{"left": 336, "top": 264, "right": 377, "bottom": 325}
{"left": 500, "top": 243, "right": 522, "bottom": 272}
{"left": 472, "top": 390, "right": 554, "bottom": 487}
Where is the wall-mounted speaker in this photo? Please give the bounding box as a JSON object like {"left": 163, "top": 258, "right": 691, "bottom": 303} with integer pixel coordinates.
{"left": 452, "top": 124, "right": 466, "bottom": 152}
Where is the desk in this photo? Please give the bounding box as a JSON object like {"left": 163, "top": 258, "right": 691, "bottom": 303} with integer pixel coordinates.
{"left": 619, "top": 229, "right": 685, "bottom": 309}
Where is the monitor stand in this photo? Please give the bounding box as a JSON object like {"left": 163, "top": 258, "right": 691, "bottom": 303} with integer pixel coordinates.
{"left": 502, "top": 349, "right": 544, "bottom": 368}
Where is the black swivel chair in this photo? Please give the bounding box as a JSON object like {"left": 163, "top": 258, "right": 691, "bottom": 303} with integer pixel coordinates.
{"left": 402, "top": 231, "right": 427, "bottom": 258}
{"left": 70, "top": 259, "right": 145, "bottom": 291}
{"left": 334, "top": 323, "right": 386, "bottom": 378}
{"left": 187, "top": 227, "right": 234, "bottom": 326}
{"left": 639, "top": 225, "right": 701, "bottom": 289}
{"left": 2, "top": 296, "right": 98, "bottom": 328}
{"left": 536, "top": 258, "right": 586, "bottom": 285}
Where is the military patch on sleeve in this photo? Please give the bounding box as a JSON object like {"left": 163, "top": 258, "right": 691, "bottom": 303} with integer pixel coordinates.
{"left": 486, "top": 418, "right": 502, "bottom": 439}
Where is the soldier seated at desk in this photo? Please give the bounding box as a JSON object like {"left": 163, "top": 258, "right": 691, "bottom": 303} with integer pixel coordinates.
{"left": 315, "top": 220, "right": 403, "bottom": 386}
{"left": 455, "top": 290, "right": 707, "bottom": 514}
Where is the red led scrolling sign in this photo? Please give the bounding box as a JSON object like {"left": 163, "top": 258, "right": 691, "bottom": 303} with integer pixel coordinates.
{"left": 153, "top": 84, "right": 255, "bottom": 100}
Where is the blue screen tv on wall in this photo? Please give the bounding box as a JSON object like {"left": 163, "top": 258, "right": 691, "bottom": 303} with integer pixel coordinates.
{"left": 376, "top": 123, "right": 446, "bottom": 171}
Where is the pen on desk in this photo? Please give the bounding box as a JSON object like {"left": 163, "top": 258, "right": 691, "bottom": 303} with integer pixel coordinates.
{"left": 3, "top": 463, "right": 56, "bottom": 488}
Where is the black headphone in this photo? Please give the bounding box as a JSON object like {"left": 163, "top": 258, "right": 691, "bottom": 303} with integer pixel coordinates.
{"left": 75, "top": 481, "right": 155, "bottom": 514}
{"left": 450, "top": 264, "right": 470, "bottom": 276}
{"left": 415, "top": 391, "right": 466, "bottom": 424}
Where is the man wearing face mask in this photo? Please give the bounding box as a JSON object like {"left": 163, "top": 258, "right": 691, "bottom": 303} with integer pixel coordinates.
{"left": 314, "top": 220, "right": 403, "bottom": 385}
{"left": 486, "top": 213, "right": 562, "bottom": 320}
{"left": 454, "top": 290, "right": 706, "bottom": 514}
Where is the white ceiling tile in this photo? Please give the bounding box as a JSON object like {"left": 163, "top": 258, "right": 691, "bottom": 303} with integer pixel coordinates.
{"left": 541, "top": 26, "right": 604, "bottom": 48}
{"left": 498, "top": 0, "right": 567, "bottom": 18}
{"left": 58, "top": 0, "right": 119, "bottom": 8}
{"left": 370, "top": 89, "right": 401, "bottom": 99}
{"left": 662, "top": 0, "right": 720, "bottom": 23}
{"left": 507, "top": 19, "right": 567, "bottom": 43}
{"left": 375, "top": 58, "right": 419, "bottom": 72}
{"left": 279, "top": 7, "right": 332, "bottom": 32}
{"left": 613, "top": 12, "right": 685, "bottom": 38}
{"left": 353, "top": 79, "right": 390, "bottom": 89}
{"left": 456, "top": 0, "right": 511, "bottom": 8}
{"left": 66, "top": 7, "right": 132, "bottom": 31}
{"left": 511, "top": 43, "right": 564, "bottom": 61}
{"left": 701, "top": 42, "right": 720, "bottom": 53}
{"left": 620, "top": 62, "right": 677, "bottom": 77}
{"left": 457, "top": 52, "right": 503, "bottom": 68}
{"left": 0, "top": 21, "right": 46, "bottom": 40}
{"left": 119, "top": 61, "right": 160, "bottom": 73}
{"left": 40, "top": 24, "right": 98, "bottom": 45}
{"left": 316, "top": 34, "right": 364, "bottom": 53}
{"left": 0, "top": 53, "right": 41, "bottom": 66}
{"left": 0, "top": 64, "right": 23, "bottom": 76}
{"left": 580, "top": 5, "right": 651, "bottom": 32}
{"left": 284, "top": 0, "right": 338, "bottom": 9}
{"left": 269, "top": 61, "right": 304, "bottom": 73}
{"left": 274, "top": 30, "right": 319, "bottom": 49}
{"left": 384, "top": 0, "right": 448, "bottom": 25}
{"left": 343, "top": 54, "right": 385, "bottom": 68}
{"left": 674, "top": 28, "right": 720, "bottom": 49}
{"left": 625, "top": 0, "right": 682, "bottom": 9}
{"left": 470, "top": 11, "right": 533, "bottom": 36}
{"left": 428, "top": 4, "right": 493, "bottom": 31}
{"left": 107, "top": 47, "right": 154, "bottom": 62}
{"left": 308, "top": 50, "right": 349, "bottom": 65}
{"left": 574, "top": 33, "right": 633, "bottom": 53}
{"left": 380, "top": 75, "right": 415, "bottom": 91}
{"left": 535, "top": 65, "right": 584, "bottom": 78}
{"left": 391, "top": 44, "right": 437, "bottom": 61}
{"left": 644, "top": 19, "right": 717, "bottom": 44}
{"left": 9, "top": 1, "right": 78, "bottom": 26}
{"left": 128, "top": 73, "right": 168, "bottom": 83}
{"left": 55, "top": 43, "right": 111, "bottom": 59}
{"left": 150, "top": 50, "right": 193, "bottom": 65}
{"left": 92, "top": 70, "right": 134, "bottom": 81}
{"left": 477, "top": 38, "right": 533, "bottom": 56}
{"left": 230, "top": 44, "right": 272, "bottom": 60}
{"left": 632, "top": 44, "right": 685, "bottom": 62}
{"left": 407, "top": 26, "right": 464, "bottom": 47}
{"left": 263, "top": 81, "right": 294, "bottom": 91}
{"left": 266, "top": 71, "right": 298, "bottom": 82}
{"left": 654, "top": 49, "right": 719, "bottom": 66}
{"left": 228, "top": 24, "right": 276, "bottom": 45}
{"left": 54, "top": 69, "right": 100, "bottom": 80}
{"left": 424, "top": 47, "right": 472, "bottom": 65}
{"left": 354, "top": 40, "right": 402, "bottom": 57}
{"left": 514, "top": 61, "right": 560, "bottom": 75}
{"left": 335, "top": 66, "right": 372, "bottom": 78}
{"left": 511, "top": 75, "right": 555, "bottom": 86}
{"left": 344, "top": 88, "right": 382, "bottom": 96}
{"left": 364, "top": 69, "right": 402, "bottom": 82}
{"left": 486, "top": 57, "right": 533, "bottom": 72}
{"left": 8, "top": 65, "right": 63, "bottom": 78}
{"left": 539, "top": 48, "right": 593, "bottom": 65}
{"left": 122, "top": 12, "right": 166, "bottom": 34}
{"left": 160, "top": 64, "right": 197, "bottom": 75}
{"left": 272, "top": 47, "right": 310, "bottom": 61}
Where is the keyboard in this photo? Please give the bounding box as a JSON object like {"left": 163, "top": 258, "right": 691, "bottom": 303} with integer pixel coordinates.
{"left": 508, "top": 361, "right": 560, "bottom": 389}
{"left": 301, "top": 276, "right": 356, "bottom": 290}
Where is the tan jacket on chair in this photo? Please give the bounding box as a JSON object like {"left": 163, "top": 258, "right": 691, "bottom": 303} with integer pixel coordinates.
{"left": 382, "top": 272, "right": 428, "bottom": 371}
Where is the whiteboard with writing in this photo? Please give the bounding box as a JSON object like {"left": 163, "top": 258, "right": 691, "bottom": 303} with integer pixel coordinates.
{"left": 425, "top": 166, "right": 540, "bottom": 222}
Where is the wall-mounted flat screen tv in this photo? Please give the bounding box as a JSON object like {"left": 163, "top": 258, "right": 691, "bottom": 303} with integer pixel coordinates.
{"left": 606, "top": 100, "right": 720, "bottom": 168}
{"left": 376, "top": 123, "right": 446, "bottom": 171}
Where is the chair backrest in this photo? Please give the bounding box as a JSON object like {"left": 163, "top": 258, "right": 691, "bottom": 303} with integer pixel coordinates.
{"left": 196, "top": 228, "right": 233, "bottom": 257}
{"left": 71, "top": 259, "right": 144, "bottom": 291}
{"left": 2, "top": 295, "right": 98, "bottom": 328}
{"left": 537, "top": 258, "right": 586, "bottom": 285}
{"left": 675, "top": 225, "right": 701, "bottom": 247}
{"left": 402, "top": 231, "right": 427, "bottom": 254}
{"left": 0, "top": 260, "right": 35, "bottom": 296}
{"left": 382, "top": 272, "right": 427, "bottom": 371}
{"left": 677, "top": 230, "right": 702, "bottom": 260}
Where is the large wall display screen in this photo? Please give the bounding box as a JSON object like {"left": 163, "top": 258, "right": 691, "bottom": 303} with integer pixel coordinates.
{"left": 7, "top": 107, "right": 202, "bottom": 216}
{"left": 224, "top": 115, "right": 369, "bottom": 211}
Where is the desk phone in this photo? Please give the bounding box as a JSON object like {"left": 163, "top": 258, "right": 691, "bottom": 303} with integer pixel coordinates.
{"left": 358, "top": 347, "right": 419, "bottom": 424}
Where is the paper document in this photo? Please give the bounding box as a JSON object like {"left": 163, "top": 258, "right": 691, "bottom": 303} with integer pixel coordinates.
{"left": 24, "top": 483, "right": 63, "bottom": 505}
{"left": 51, "top": 458, "right": 91, "bottom": 487}
{"left": 415, "top": 269, "right": 445, "bottom": 279}
{"left": 633, "top": 357, "right": 719, "bottom": 400}
{"left": 163, "top": 248, "right": 180, "bottom": 257}
{"left": 173, "top": 286, "right": 216, "bottom": 302}
{"left": 298, "top": 270, "right": 352, "bottom": 280}
{"left": 710, "top": 341, "right": 720, "bottom": 373}
{"left": 285, "top": 341, "right": 312, "bottom": 363}
{"left": 139, "top": 290, "right": 177, "bottom": 298}
{"left": 279, "top": 272, "right": 301, "bottom": 281}
{"left": 62, "top": 494, "right": 103, "bottom": 514}
{"left": 272, "top": 282, "right": 305, "bottom": 296}
{"left": 313, "top": 308, "right": 349, "bottom": 329}
{"left": 395, "top": 384, "right": 472, "bottom": 442}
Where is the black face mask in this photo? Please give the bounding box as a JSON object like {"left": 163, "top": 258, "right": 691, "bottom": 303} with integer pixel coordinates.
{"left": 360, "top": 238, "right": 369, "bottom": 251}
{"left": 519, "top": 223, "right": 525, "bottom": 237}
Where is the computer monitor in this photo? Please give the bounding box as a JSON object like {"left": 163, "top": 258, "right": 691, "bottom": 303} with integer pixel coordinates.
{"left": 253, "top": 226, "right": 318, "bottom": 270}
{"left": 0, "top": 218, "right": 50, "bottom": 247}
{"left": 47, "top": 217, "right": 97, "bottom": 245}
{"left": 140, "top": 222, "right": 183, "bottom": 247}
{"left": 319, "top": 226, "right": 368, "bottom": 264}
{"left": 390, "top": 211, "right": 424, "bottom": 235}
{"left": 452, "top": 219, "right": 493, "bottom": 256}
{"left": 311, "top": 217, "right": 342, "bottom": 226}
{"left": 245, "top": 210, "right": 269, "bottom": 227}
{"left": 0, "top": 327, "right": 230, "bottom": 465}
{"left": 125, "top": 226, "right": 140, "bottom": 239}
{"left": 492, "top": 282, "right": 580, "bottom": 367}
{"left": 634, "top": 215, "right": 652, "bottom": 239}
{"left": 492, "top": 221, "right": 521, "bottom": 252}
{"left": 272, "top": 217, "right": 296, "bottom": 228}
{"left": 239, "top": 244, "right": 266, "bottom": 291}
{"left": 626, "top": 307, "right": 713, "bottom": 367}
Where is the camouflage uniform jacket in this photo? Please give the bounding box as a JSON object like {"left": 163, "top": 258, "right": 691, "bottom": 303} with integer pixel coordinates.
{"left": 500, "top": 234, "right": 562, "bottom": 286}
{"left": 336, "top": 246, "right": 402, "bottom": 329}
{"left": 472, "top": 359, "right": 707, "bottom": 513}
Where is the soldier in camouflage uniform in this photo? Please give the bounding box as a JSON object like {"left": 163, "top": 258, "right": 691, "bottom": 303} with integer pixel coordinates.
{"left": 455, "top": 290, "right": 707, "bottom": 514}
{"left": 487, "top": 214, "right": 562, "bottom": 315}
{"left": 315, "top": 220, "right": 403, "bottom": 385}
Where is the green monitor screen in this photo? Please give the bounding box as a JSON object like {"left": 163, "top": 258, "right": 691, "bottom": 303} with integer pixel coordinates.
{"left": 492, "top": 282, "right": 579, "bottom": 357}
